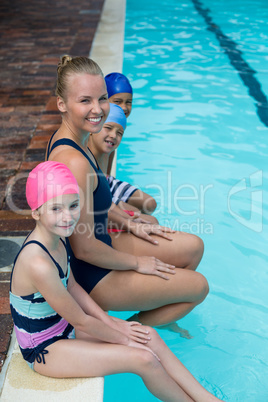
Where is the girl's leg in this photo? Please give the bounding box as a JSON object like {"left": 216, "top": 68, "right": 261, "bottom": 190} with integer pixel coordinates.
{"left": 34, "top": 337, "right": 193, "bottom": 402}
{"left": 90, "top": 267, "right": 208, "bottom": 327}
{"left": 147, "top": 328, "right": 223, "bottom": 402}
{"left": 110, "top": 230, "right": 204, "bottom": 271}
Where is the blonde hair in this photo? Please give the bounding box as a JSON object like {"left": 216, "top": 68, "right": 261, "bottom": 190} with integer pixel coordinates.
{"left": 56, "top": 55, "right": 104, "bottom": 101}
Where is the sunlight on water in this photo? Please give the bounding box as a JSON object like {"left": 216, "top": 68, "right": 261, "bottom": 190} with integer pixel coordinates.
{"left": 104, "top": 1, "right": 268, "bottom": 401}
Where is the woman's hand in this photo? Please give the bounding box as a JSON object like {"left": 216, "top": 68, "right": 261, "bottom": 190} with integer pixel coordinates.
{"left": 136, "top": 256, "right": 176, "bottom": 280}
{"left": 128, "top": 222, "right": 175, "bottom": 244}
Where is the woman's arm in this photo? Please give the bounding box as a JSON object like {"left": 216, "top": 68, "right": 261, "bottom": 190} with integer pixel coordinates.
{"left": 50, "top": 150, "right": 175, "bottom": 279}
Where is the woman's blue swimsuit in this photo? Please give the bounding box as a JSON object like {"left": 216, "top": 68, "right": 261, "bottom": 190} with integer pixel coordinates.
{"left": 47, "top": 134, "right": 112, "bottom": 293}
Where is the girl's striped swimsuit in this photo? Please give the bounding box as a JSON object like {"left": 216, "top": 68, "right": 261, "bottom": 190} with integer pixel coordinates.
{"left": 9, "top": 239, "right": 74, "bottom": 370}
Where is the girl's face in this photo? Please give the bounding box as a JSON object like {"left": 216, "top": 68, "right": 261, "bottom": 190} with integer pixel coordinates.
{"left": 36, "top": 193, "right": 80, "bottom": 238}
{"left": 109, "top": 92, "right": 133, "bottom": 118}
{"left": 90, "top": 122, "right": 124, "bottom": 155}
{"left": 58, "top": 73, "right": 110, "bottom": 135}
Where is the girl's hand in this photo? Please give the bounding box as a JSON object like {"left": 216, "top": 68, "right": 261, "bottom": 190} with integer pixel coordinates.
{"left": 111, "top": 318, "right": 151, "bottom": 344}
{"left": 136, "top": 256, "right": 176, "bottom": 280}
{"left": 127, "top": 339, "right": 160, "bottom": 361}
{"left": 128, "top": 222, "right": 175, "bottom": 244}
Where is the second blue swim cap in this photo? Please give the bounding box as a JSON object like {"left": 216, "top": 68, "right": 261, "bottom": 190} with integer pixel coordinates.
{"left": 105, "top": 104, "right": 127, "bottom": 130}
{"left": 105, "top": 72, "right": 133, "bottom": 97}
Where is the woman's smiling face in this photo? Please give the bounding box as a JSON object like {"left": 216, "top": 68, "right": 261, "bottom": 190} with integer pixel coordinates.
{"left": 58, "top": 73, "right": 110, "bottom": 135}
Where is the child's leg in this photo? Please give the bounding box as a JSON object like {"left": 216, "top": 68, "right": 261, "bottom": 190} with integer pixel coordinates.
{"left": 127, "top": 189, "right": 157, "bottom": 214}
{"left": 146, "top": 328, "right": 223, "bottom": 402}
{"left": 34, "top": 338, "right": 193, "bottom": 402}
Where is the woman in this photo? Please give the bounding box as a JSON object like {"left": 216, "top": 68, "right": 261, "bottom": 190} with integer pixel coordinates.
{"left": 46, "top": 55, "right": 208, "bottom": 329}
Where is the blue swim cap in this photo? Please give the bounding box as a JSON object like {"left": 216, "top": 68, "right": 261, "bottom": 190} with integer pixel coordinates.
{"left": 105, "top": 104, "right": 127, "bottom": 130}
{"left": 105, "top": 72, "right": 133, "bottom": 97}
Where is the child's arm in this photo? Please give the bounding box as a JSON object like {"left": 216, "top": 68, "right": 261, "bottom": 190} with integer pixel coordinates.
{"left": 31, "top": 258, "right": 149, "bottom": 345}
{"left": 108, "top": 202, "right": 175, "bottom": 244}
{"left": 67, "top": 270, "right": 150, "bottom": 343}
{"left": 106, "top": 151, "right": 115, "bottom": 176}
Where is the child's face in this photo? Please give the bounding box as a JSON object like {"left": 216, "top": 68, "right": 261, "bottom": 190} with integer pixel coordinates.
{"left": 90, "top": 122, "right": 124, "bottom": 155}
{"left": 109, "top": 92, "right": 133, "bottom": 118}
{"left": 37, "top": 193, "right": 80, "bottom": 238}
{"left": 58, "top": 73, "right": 110, "bottom": 135}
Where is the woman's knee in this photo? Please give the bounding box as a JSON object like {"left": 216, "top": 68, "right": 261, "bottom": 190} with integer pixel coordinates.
{"left": 188, "top": 235, "right": 204, "bottom": 267}
{"left": 176, "top": 233, "right": 204, "bottom": 270}
{"left": 195, "top": 272, "right": 209, "bottom": 302}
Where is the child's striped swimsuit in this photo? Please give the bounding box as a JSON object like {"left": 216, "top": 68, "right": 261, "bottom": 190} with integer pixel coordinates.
{"left": 9, "top": 239, "right": 75, "bottom": 370}
{"left": 107, "top": 175, "right": 137, "bottom": 205}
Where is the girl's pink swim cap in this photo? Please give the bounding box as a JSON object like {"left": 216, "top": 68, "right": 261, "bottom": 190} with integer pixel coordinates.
{"left": 26, "top": 161, "right": 79, "bottom": 210}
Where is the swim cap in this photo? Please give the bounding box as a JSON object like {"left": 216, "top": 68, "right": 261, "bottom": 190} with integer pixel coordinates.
{"left": 26, "top": 161, "right": 79, "bottom": 210}
{"left": 105, "top": 72, "right": 133, "bottom": 97}
{"left": 105, "top": 103, "right": 127, "bottom": 130}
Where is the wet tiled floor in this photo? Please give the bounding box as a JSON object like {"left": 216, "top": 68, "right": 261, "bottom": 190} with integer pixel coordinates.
{"left": 0, "top": 0, "right": 104, "bottom": 372}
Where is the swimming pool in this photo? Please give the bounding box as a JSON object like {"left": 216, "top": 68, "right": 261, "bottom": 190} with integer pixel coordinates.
{"left": 104, "top": 0, "right": 268, "bottom": 400}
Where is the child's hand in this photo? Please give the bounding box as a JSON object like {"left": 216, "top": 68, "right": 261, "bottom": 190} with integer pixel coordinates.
{"left": 127, "top": 339, "right": 160, "bottom": 361}
{"left": 112, "top": 318, "right": 151, "bottom": 344}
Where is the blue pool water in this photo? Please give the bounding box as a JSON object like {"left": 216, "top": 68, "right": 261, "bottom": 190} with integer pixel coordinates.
{"left": 104, "top": 1, "right": 268, "bottom": 401}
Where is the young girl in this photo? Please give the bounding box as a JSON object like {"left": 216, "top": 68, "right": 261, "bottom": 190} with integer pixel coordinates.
{"left": 9, "top": 160, "right": 223, "bottom": 401}
{"left": 45, "top": 55, "right": 208, "bottom": 330}
{"left": 105, "top": 72, "right": 157, "bottom": 215}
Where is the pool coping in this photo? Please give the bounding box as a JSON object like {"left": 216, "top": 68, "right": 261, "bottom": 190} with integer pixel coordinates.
{"left": 0, "top": 0, "right": 126, "bottom": 398}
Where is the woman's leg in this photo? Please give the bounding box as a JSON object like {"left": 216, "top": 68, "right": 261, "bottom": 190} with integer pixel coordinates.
{"left": 146, "top": 328, "right": 223, "bottom": 402}
{"left": 110, "top": 230, "right": 204, "bottom": 271}
{"left": 90, "top": 267, "right": 208, "bottom": 327}
{"left": 34, "top": 337, "right": 193, "bottom": 402}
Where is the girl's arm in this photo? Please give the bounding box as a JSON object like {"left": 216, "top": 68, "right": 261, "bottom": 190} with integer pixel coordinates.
{"left": 30, "top": 259, "right": 149, "bottom": 344}
{"left": 67, "top": 270, "right": 150, "bottom": 343}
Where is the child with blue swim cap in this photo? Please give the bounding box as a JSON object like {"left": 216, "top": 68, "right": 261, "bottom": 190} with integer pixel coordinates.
{"left": 105, "top": 72, "right": 133, "bottom": 118}
{"left": 104, "top": 72, "right": 158, "bottom": 217}
{"left": 89, "top": 101, "right": 158, "bottom": 225}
